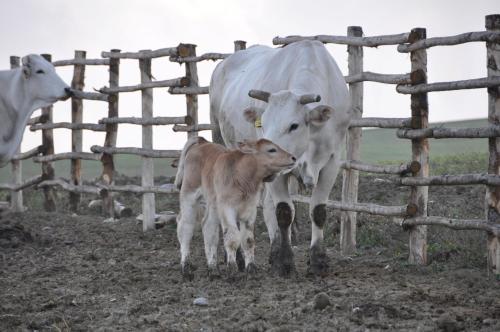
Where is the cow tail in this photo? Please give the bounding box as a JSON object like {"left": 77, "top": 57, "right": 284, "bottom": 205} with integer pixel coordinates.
{"left": 174, "top": 136, "right": 203, "bottom": 190}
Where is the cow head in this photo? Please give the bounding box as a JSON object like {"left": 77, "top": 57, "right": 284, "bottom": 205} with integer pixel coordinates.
{"left": 21, "top": 54, "right": 72, "bottom": 110}
{"left": 244, "top": 89, "right": 333, "bottom": 164}
{"left": 237, "top": 138, "right": 297, "bottom": 182}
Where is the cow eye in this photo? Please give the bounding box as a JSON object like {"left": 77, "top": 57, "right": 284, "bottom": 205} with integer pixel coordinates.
{"left": 289, "top": 123, "right": 299, "bottom": 132}
{"left": 36, "top": 70, "right": 45, "bottom": 74}
{"left": 268, "top": 148, "right": 277, "bottom": 153}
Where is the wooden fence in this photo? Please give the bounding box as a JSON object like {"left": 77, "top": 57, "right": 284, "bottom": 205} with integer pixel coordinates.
{"left": 1, "top": 14, "right": 500, "bottom": 274}
{"left": 0, "top": 42, "right": 244, "bottom": 231}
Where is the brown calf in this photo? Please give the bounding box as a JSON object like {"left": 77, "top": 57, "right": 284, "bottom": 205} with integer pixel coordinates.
{"left": 175, "top": 136, "right": 296, "bottom": 280}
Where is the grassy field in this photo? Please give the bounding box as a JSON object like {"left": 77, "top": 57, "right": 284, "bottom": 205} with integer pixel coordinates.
{"left": 0, "top": 118, "right": 489, "bottom": 183}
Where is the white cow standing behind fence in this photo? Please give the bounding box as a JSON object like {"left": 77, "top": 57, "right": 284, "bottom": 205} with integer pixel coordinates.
{"left": 210, "top": 40, "right": 352, "bottom": 276}
{"left": 0, "top": 54, "right": 72, "bottom": 167}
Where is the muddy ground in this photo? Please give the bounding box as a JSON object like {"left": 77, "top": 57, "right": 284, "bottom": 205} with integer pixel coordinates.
{"left": 1, "top": 173, "right": 499, "bottom": 331}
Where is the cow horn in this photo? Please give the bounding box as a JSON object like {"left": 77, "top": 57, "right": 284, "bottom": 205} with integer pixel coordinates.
{"left": 299, "top": 94, "right": 321, "bottom": 105}
{"left": 248, "top": 89, "right": 270, "bottom": 103}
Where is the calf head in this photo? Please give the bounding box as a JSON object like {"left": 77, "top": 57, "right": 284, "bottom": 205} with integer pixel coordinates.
{"left": 237, "top": 139, "right": 296, "bottom": 182}
{"left": 22, "top": 54, "right": 72, "bottom": 110}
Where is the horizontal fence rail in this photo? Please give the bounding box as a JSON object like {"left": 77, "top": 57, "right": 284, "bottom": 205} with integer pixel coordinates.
{"left": 398, "top": 31, "right": 500, "bottom": 52}
{"left": 100, "top": 77, "right": 189, "bottom": 94}
{"left": 90, "top": 146, "right": 181, "bottom": 158}
{"left": 397, "top": 76, "right": 500, "bottom": 94}
{"left": 273, "top": 33, "right": 410, "bottom": 47}
{"left": 349, "top": 117, "right": 412, "bottom": 128}
{"left": 340, "top": 159, "right": 420, "bottom": 175}
{"left": 292, "top": 194, "right": 417, "bottom": 217}
{"left": 397, "top": 126, "right": 500, "bottom": 139}
{"left": 101, "top": 47, "right": 178, "bottom": 59}
{"left": 99, "top": 116, "right": 192, "bottom": 126}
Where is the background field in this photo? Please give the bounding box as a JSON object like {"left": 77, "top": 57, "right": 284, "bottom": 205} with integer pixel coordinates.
{"left": 0, "top": 118, "right": 489, "bottom": 183}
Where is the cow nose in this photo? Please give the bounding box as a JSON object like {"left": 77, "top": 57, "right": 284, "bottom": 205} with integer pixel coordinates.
{"left": 65, "top": 87, "right": 74, "bottom": 97}
{"left": 291, "top": 156, "right": 296, "bottom": 162}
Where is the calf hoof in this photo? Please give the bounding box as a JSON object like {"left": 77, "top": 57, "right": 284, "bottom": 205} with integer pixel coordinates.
{"left": 226, "top": 262, "right": 240, "bottom": 282}
{"left": 236, "top": 247, "right": 245, "bottom": 272}
{"left": 207, "top": 266, "right": 221, "bottom": 281}
{"left": 181, "top": 261, "right": 196, "bottom": 281}
{"left": 307, "top": 244, "right": 329, "bottom": 277}
{"left": 246, "top": 262, "right": 258, "bottom": 280}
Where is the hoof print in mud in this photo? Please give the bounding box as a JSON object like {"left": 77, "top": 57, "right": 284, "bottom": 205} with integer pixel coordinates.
{"left": 307, "top": 244, "right": 329, "bottom": 277}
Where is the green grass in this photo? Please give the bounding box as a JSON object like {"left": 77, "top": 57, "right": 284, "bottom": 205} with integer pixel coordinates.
{"left": 360, "top": 118, "right": 488, "bottom": 163}
{"left": 0, "top": 118, "right": 490, "bottom": 184}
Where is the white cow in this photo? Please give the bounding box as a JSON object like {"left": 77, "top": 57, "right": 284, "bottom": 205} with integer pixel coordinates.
{"left": 0, "top": 54, "right": 72, "bottom": 167}
{"left": 210, "top": 40, "right": 351, "bottom": 276}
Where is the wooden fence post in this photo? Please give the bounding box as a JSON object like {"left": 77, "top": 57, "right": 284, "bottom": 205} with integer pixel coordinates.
{"left": 40, "top": 54, "right": 57, "bottom": 212}
{"left": 70, "top": 50, "right": 86, "bottom": 212}
{"left": 341, "top": 26, "right": 364, "bottom": 255}
{"left": 101, "top": 49, "right": 120, "bottom": 218}
{"left": 179, "top": 44, "right": 199, "bottom": 139}
{"left": 408, "top": 28, "right": 429, "bottom": 265}
{"left": 140, "top": 53, "right": 156, "bottom": 231}
{"left": 485, "top": 14, "right": 500, "bottom": 276}
{"left": 234, "top": 40, "right": 247, "bottom": 51}
{"left": 9, "top": 56, "right": 24, "bottom": 212}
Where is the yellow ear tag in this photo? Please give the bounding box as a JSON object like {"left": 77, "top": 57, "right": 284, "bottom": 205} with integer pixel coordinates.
{"left": 254, "top": 117, "right": 262, "bottom": 128}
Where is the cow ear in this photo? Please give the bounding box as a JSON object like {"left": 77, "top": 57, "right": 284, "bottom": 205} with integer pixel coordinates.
{"left": 243, "top": 106, "right": 265, "bottom": 124}
{"left": 21, "top": 56, "right": 31, "bottom": 79}
{"left": 237, "top": 140, "right": 258, "bottom": 154}
{"left": 307, "top": 105, "right": 333, "bottom": 126}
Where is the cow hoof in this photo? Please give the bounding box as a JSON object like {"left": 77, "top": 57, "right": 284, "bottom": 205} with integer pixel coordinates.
{"left": 307, "top": 244, "right": 329, "bottom": 277}
{"left": 207, "top": 266, "right": 221, "bottom": 281}
{"left": 270, "top": 243, "right": 296, "bottom": 278}
{"left": 246, "top": 263, "right": 258, "bottom": 279}
{"left": 181, "top": 261, "right": 196, "bottom": 281}
{"left": 236, "top": 247, "right": 245, "bottom": 272}
{"left": 226, "top": 262, "right": 240, "bottom": 282}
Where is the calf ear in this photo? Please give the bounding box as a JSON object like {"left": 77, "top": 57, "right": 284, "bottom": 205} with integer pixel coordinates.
{"left": 307, "top": 105, "right": 333, "bottom": 126}
{"left": 21, "top": 56, "right": 31, "bottom": 79}
{"left": 243, "top": 106, "right": 265, "bottom": 124}
{"left": 237, "top": 140, "right": 258, "bottom": 154}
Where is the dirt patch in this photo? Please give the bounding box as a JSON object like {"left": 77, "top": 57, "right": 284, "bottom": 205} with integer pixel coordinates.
{"left": 0, "top": 174, "right": 499, "bottom": 331}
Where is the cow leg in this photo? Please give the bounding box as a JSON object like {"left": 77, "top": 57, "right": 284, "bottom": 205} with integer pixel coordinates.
{"left": 240, "top": 212, "right": 257, "bottom": 278}
{"left": 219, "top": 207, "right": 241, "bottom": 281}
{"left": 308, "top": 155, "right": 341, "bottom": 276}
{"left": 177, "top": 192, "right": 199, "bottom": 281}
{"left": 268, "top": 176, "right": 296, "bottom": 277}
{"left": 202, "top": 205, "right": 220, "bottom": 280}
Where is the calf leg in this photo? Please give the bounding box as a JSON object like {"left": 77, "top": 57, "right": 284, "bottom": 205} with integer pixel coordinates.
{"left": 240, "top": 213, "right": 257, "bottom": 277}
{"left": 308, "top": 155, "right": 341, "bottom": 276}
{"left": 177, "top": 192, "right": 199, "bottom": 281}
{"left": 219, "top": 207, "right": 241, "bottom": 280}
{"left": 202, "top": 205, "right": 220, "bottom": 280}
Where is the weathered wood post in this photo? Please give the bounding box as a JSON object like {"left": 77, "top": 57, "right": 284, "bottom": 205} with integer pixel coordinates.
{"left": 485, "top": 14, "right": 500, "bottom": 276}
{"left": 234, "top": 40, "right": 246, "bottom": 51}
{"left": 69, "top": 50, "right": 86, "bottom": 212}
{"left": 9, "top": 56, "right": 24, "bottom": 212}
{"left": 178, "top": 44, "right": 198, "bottom": 139}
{"left": 341, "top": 26, "right": 364, "bottom": 255}
{"left": 140, "top": 52, "right": 156, "bottom": 231}
{"left": 101, "top": 49, "right": 120, "bottom": 218}
{"left": 408, "top": 28, "right": 429, "bottom": 265}
{"left": 40, "top": 54, "right": 57, "bottom": 212}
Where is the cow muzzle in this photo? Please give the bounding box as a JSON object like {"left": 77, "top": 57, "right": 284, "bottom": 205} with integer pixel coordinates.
{"left": 60, "top": 87, "right": 74, "bottom": 101}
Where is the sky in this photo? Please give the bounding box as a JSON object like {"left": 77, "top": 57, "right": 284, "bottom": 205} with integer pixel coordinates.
{"left": 0, "top": 0, "right": 498, "bottom": 153}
